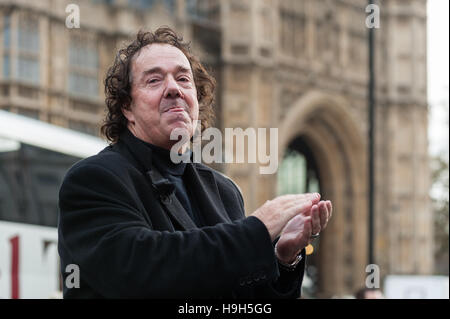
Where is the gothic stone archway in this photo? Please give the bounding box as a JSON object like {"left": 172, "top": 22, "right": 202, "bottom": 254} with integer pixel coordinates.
{"left": 279, "top": 91, "right": 368, "bottom": 297}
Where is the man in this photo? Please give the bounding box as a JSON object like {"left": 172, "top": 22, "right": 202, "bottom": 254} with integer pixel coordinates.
{"left": 58, "top": 27, "right": 332, "bottom": 298}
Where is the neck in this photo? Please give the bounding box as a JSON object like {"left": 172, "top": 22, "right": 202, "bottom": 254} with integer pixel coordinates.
{"left": 127, "top": 124, "right": 190, "bottom": 154}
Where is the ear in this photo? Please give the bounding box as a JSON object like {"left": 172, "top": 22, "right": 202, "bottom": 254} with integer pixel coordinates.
{"left": 122, "top": 103, "right": 135, "bottom": 124}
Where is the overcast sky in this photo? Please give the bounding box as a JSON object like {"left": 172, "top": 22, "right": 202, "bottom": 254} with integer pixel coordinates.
{"left": 428, "top": 0, "right": 449, "bottom": 158}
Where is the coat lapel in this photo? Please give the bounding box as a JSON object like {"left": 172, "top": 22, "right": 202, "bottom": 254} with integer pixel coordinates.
{"left": 185, "top": 163, "right": 231, "bottom": 226}
{"left": 147, "top": 167, "right": 197, "bottom": 231}
{"left": 116, "top": 129, "right": 231, "bottom": 229}
{"left": 116, "top": 130, "right": 197, "bottom": 231}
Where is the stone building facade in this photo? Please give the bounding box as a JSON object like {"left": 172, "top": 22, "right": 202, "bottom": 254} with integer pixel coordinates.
{"left": 0, "top": 0, "right": 431, "bottom": 297}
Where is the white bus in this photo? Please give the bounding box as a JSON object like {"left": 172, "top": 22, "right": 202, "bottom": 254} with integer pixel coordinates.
{"left": 0, "top": 110, "right": 107, "bottom": 298}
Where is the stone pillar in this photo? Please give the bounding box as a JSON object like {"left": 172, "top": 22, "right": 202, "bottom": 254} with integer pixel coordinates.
{"left": 220, "top": 0, "right": 278, "bottom": 214}
{"left": 380, "top": 0, "right": 432, "bottom": 276}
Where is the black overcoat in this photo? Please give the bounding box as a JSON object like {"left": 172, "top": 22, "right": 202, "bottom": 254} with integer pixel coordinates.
{"left": 58, "top": 130, "right": 305, "bottom": 298}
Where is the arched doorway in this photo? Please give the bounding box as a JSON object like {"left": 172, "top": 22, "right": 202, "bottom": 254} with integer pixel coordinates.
{"left": 277, "top": 136, "right": 322, "bottom": 296}
{"left": 277, "top": 91, "right": 367, "bottom": 297}
{"left": 277, "top": 137, "right": 321, "bottom": 196}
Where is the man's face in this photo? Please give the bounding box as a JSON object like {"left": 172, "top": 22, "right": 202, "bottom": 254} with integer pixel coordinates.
{"left": 123, "top": 43, "right": 199, "bottom": 150}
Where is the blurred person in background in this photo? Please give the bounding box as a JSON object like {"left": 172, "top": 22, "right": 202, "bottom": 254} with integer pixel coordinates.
{"left": 355, "top": 287, "right": 385, "bottom": 299}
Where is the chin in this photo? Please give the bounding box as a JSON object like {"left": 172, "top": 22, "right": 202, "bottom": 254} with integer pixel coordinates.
{"left": 167, "top": 122, "right": 193, "bottom": 137}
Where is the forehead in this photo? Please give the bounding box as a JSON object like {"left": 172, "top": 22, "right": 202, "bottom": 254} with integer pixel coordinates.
{"left": 132, "top": 43, "right": 192, "bottom": 73}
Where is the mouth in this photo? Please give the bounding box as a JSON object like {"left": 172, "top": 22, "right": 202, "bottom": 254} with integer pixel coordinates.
{"left": 163, "top": 106, "right": 187, "bottom": 113}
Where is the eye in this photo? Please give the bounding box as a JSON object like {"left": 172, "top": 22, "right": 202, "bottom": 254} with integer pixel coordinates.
{"left": 178, "top": 77, "right": 189, "bottom": 82}
{"left": 146, "top": 76, "right": 163, "bottom": 85}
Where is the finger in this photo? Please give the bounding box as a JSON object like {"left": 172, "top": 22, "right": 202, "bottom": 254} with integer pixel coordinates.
{"left": 279, "top": 193, "right": 319, "bottom": 213}
{"left": 282, "top": 200, "right": 313, "bottom": 226}
{"left": 305, "top": 216, "right": 312, "bottom": 235}
{"left": 293, "top": 192, "right": 320, "bottom": 203}
{"left": 294, "top": 200, "right": 313, "bottom": 217}
{"left": 283, "top": 197, "right": 316, "bottom": 212}
{"left": 280, "top": 193, "right": 320, "bottom": 207}
{"left": 311, "top": 204, "right": 321, "bottom": 235}
{"left": 311, "top": 193, "right": 321, "bottom": 204}
{"left": 303, "top": 217, "right": 313, "bottom": 245}
{"left": 327, "top": 201, "right": 333, "bottom": 219}
{"left": 292, "top": 215, "right": 312, "bottom": 246}
{"left": 278, "top": 193, "right": 317, "bottom": 202}
{"left": 277, "top": 215, "right": 312, "bottom": 260}
{"left": 304, "top": 217, "right": 313, "bottom": 246}
{"left": 319, "top": 201, "right": 329, "bottom": 229}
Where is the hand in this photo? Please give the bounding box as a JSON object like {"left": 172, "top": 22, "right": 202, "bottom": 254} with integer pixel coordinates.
{"left": 275, "top": 213, "right": 312, "bottom": 264}
{"left": 251, "top": 193, "right": 321, "bottom": 241}
{"left": 275, "top": 200, "right": 333, "bottom": 264}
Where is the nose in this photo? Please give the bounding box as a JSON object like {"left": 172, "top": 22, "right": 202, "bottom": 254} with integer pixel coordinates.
{"left": 164, "top": 75, "right": 184, "bottom": 99}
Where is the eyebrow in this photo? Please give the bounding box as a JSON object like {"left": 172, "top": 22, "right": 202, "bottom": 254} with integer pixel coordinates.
{"left": 142, "top": 65, "right": 192, "bottom": 78}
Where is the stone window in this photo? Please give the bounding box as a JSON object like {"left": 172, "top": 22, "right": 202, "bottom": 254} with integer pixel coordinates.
{"left": 279, "top": 8, "right": 306, "bottom": 58}
{"left": 17, "top": 14, "right": 40, "bottom": 84}
{"left": 2, "top": 13, "right": 11, "bottom": 79}
{"left": 68, "top": 34, "right": 99, "bottom": 99}
{"left": 128, "top": 0, "right": 175, "bottom": 11}
{"left": 187, "top": 0, "right": 220, "bottom": 21}
{"left": 1, "top": 12, "right": 40, "bottom": 84}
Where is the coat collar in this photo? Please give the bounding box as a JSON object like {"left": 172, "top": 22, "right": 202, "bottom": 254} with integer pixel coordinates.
{"left": 116, "top": 129, "right": 155, "bottom": 173}
{"left": 185, "top": 164, "right": 231, "bottom": 226}
{"left": 114, "top": 129, "right": 231, "bottom": 228}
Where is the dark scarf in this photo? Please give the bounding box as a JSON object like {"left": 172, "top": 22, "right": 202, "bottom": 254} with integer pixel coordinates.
{"left": 137, "top": 138, "right": 204, "bottom": 227}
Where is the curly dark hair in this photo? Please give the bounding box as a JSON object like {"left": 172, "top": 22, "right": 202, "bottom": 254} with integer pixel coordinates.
{"left": 101, "top": 27, "right": 216, "bottom": 143}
